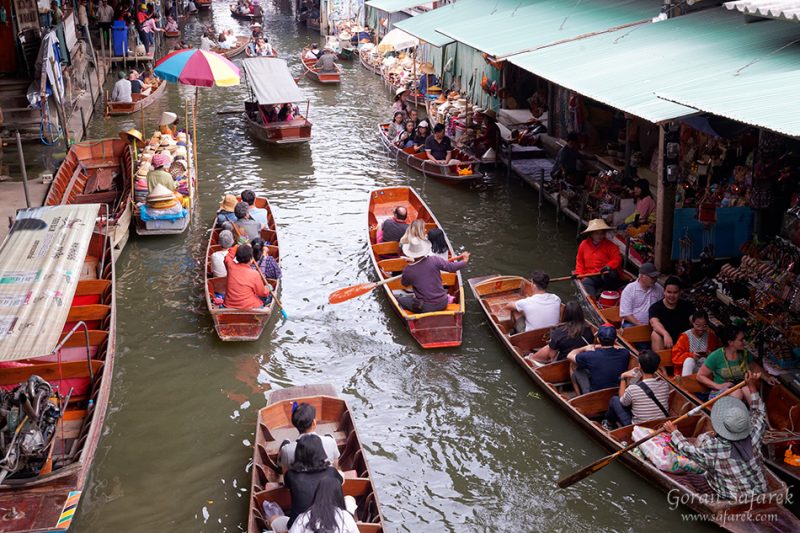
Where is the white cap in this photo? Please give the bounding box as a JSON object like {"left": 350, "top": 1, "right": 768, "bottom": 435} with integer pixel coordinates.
{"left": 160, "top": 111, "right": 178, "bottom": 126}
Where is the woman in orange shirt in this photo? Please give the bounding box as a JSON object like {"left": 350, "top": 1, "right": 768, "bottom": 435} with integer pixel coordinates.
{"left": 671, "top": 310, "right": 720, "bottom": 376}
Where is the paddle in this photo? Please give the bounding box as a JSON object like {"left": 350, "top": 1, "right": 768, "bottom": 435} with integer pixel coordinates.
{"left": 549, "top": 271, "right": 603, "bottom": 283}
{"left": 329, "top": 255, "right": 464, "bottom": 304}
{"left": 557, "top": 380, "right": 748, "bottom": 489}
{"left": 251, "top": 259, "right": 288, "bottom": 320}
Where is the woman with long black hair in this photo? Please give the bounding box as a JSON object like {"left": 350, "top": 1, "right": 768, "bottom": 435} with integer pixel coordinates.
{"left": 289, "top": 477, "right": 359, "bottom": 533}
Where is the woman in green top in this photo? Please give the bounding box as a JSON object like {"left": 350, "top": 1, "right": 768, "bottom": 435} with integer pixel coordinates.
{"left": 697, "top": 325, "right": 774, "bottom": 400}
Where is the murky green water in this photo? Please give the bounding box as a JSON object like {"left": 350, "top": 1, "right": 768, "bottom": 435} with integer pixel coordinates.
{"left": 69, "top": 2, "right": 722, "bottom": 532}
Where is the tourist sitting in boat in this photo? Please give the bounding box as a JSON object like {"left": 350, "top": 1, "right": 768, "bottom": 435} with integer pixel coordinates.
{"left": 395, "top": 120, "right": 416, "bottom": 148}
{"left": 605, "top": 349, "right": 670, "bottom": 428}
{"left": 425, "top": 124, "right": 456, "bottom": 165}
{"left": 165, "top": 15, "right": 178, "bottom": 33}
{"left": 377, "top": 206, "right": 408, "bottom": 243}
{"left": 275, "top": 434, "right": 344, "bottom": 532}
{"left": 110, "top": 71, "right": 132, "bottom": 103}
{"left": 412, "top": 121, "right": 430, "bottom": 153}
{"left": 527, "top": 301, "right": 593, "bottom": 365}
{"left": 211, "top": 230, "right": 234, "bottom": 277}
{"left": 216, "top": 194, "right": 238, "bottom": 226}
{"left": 128, "top": 69, "right": 143, "bottom": 95}
{"left": 159, "top": 111, "right": 179, "bottom": 136}
{"left": 503, "top": 271, "right": 561, "bottom": 333}
{"left": 574, "top": 218, "right": 622, "bottom": 298}
{"left": 567, "top": 324, "right": 630, "bottom": 394}
{"left": 620, "top": 262, "right": 663, "bottom": 328}
{"left": 396, "top": 238, "right": 470, "bottom": 314}
{"left": 664, "top": 371, "right": 769, "bottom": 501}
{"left": 147, "top": 153, "right": 176, "bottom": 193}
{"left": 217, "top": 31, "right": 232, "bottom": 49}
{"left": 278, "top": 403, "right": 340, "bottom": 473}
{"left": 222, "top": 244, "right": 272, "bottom": 309}
{"left": 251, "top": 37, "right": 272, "bottom": 56}
{"left": 407, "top": 109, "right": 420, "bottom": 128}
{"left": 241, "top": 189, "right": 268, "bottom": 226}
{"left": 287, "top": 477, "right": 359, "bottom": 533}
{"left": 426, "top": 228, "right": 449, "bottom": 260}
{"left": 648, "top": 276, "right": 693, "bottom": 351}
{"left": 200, "top": 29, "right": 216, "bottom": 50}
{"left": 252, "top": 238, "right": 281, "bottom": 280}
{"left": 398, "top": 220, "right": 427, "bottom": 250}
{"left": 186, "top": 0, "right": 198, "bottom": 14}
{"left": 696, "top": 325, "right": 777, "bottom": 400}
{"left": 304, "top": 43, "right": 321, "bottom": 59}
{"left": 389, "top": 112, "right": 406, "bottom": 138}
{"left": 315, "top": 48, "right": 337, "bottom": 73}
{"left": 251, "top": 22, "right": 263, "bottom": 39}
{"left": 234, "top": 201, "right": 265, "bottom": 240}
{"left": 392, "top": 88, "right": 408, "bottom": 119}
{"left": 277, "top": 103, "right": 295, "bottom": 122}
{"left": 672, "top": 310, "right": 721, "bottom": 376}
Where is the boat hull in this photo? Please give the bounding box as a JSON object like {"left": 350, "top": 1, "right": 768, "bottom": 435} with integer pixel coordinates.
{"left": 106, "top": 79, "right": 167, "bottom": 116}
{"left": 301, "top": 50, "right": 341, "bottom": 84}
{"left": 244, "top": 112, "right": 312, "bottom": 145}
{"left": 212, "top": 36, "right": 251, "bottom": 59}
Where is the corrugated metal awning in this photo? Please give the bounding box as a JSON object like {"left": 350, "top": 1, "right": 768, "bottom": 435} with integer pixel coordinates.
{"left": 365, "top": 0, "right": 431, "bottom": 14}
{"left": 0, "top": 205, "right": 100, "bottom": 362}
{"left": 393, "top": 0, "right": 521, "bottom": 48}
{"left": 725, "top": 0, "right": 800, "bottom": 22}
{"left": 435, "top": 0, "right": 664, "bottom": 59}
{"left": 507, "top": 7, "right": 800, "bottom": 126}
{"left": 243, "top": 58, "right": 305, "bottom": 105}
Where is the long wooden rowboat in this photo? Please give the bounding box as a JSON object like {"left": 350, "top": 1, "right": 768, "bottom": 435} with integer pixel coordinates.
{"left": 247, "top": 384, "right": 384, "bottom": 533}
{"left": 106, "top": 78, "right": 166, "bottom": 116}
{"left": 244, "top": 103, "right": 312, "bottom": 145}
{"left": 572, "top": 268, "right": 635, "bottom": 327}
{"left": 44, "top": 138, "right": 133, "bottom": 255}
{"left": 359, "top": 47, "right": 382, "bottom": 76}
{"left": 378, "top": 124, "right": 483, "bottom": 183}
{"left": 212, "top": 36, "right": 251, "bottom": 59}
{"left": 367, "top": 187, "right": 464, "bottom": 348}
{"left": 204, "top": 196, "right": 280, "bottom": 341}
{"left": 468, "top": 274, "right": 800, "bottom": 532}
{"left": 300, "top": 49, "right": 341, "bottom": 84}
{"left": 0, "top": 205, "right": 116, "bottom": 532}
{"left": 230, "top": 4, "right": 254, "bottom": 20}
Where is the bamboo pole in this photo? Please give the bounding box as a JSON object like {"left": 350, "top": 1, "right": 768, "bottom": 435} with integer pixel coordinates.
{"left": 15, "top": 131, "right": 30, "bottom": 208}
{"left": 192, "top": 88, "right": 198, "bottom": 197}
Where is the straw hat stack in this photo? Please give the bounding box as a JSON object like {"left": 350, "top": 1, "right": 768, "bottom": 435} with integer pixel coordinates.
{"left": 146, "top": 184, "right": 179, "bottom": 210}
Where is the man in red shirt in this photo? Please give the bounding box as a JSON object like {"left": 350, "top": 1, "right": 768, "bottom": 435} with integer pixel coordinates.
{"left": 223, "top": 244, "right": 271, "bottom": 309}
{"left": 575, "top": 219, "right": 622, "bottom": 298}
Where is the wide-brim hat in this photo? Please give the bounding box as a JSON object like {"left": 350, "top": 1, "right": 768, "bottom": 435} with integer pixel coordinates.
{"left": 420, "top": 62, "right": 435, "bottom": 75}
{"left": 402, "top": 237, "right": 432, "bottom": 259}
{"left": 395, "top": 87, "right": 408, "bottom": 99}
{"left": 147, "top": 183, "right": 175, "bottom": 201}
{"left": 582, "top": 218, "right": 613, "bottom": 234}
{"left": 160, "top": 111, "right": 178, "bottom": 126}
{"left": 119, "top": 128, "right": 144, "bottom": 143}
{"left": 152, "top": 153, "right": 170, "bottom": 168}
{"left": 710, "top": 396, "right": 752, "bottom": 441}
{"left": 175, "top": 146, "right": 188, "bottom": 158}
{"left": 219, "top": 193, "right": 238, "bottom": 212}
{"left": 177, "top": 132, "right": 187, "bottom": 141}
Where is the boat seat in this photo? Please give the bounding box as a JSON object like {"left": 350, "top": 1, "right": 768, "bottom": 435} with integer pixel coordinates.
{"left": 262, "top": 229, "right": 277, "bottom": 244}
{"left": 72, "top": 191, "right": 118, "bottom": 205}
{"left": 0, "top": 360, "right": 103, "bottom": 388}
{"left": 58, "top": 330, "right": 108, "bottom": 348}
{"left": 424, "top": 222, "right": 437, "bottom": 232}
{"left": 568, "top": 387, "right": 617, "bottom": 419}
{"left": 264, "top": 430, "right": 348, "bottom": 457}
{"left": 398, "top": 303, "right": 460, "bottom": 317}
{"left": 621, "top": 324, "right": 652, "bottom": 345}
{"left": 657, "top": 349, "right": 674, "bottom": 376}
{"left": 378, "top": 258, "right": 408, "bottom": 274}
{"left": 66, "top": 304, "right": 111, "bottom": 323}
{"left": 265, "top": 245, "right": 279, "bottom": 259}
{"left": 441, "top": 272, "right": 457, "bottom": 287}
{"left": 372, "top": 241, "right": 399, "bottom": 257}
{"left": 509, "top": 326, "right": 551, "bottom": 353}
{"left": 600, "top": 305, "right": 622, "bottom": 326}
{"left": 672, "top": 374, "right": 709, "bottom": 395}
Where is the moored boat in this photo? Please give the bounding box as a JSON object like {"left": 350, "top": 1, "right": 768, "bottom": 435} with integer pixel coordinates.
{"left": 212, "top": 36, "right": 251, "bottom": 59}
{"left": 367, "top": 186, "right": 464, "bottom": 348}
{"left": 242, "top": 57, "right": 312, "bottom": 145}
{"left": 44, "top": 138, "right": 133, "bottom": 254}
{"left": 468, "top": 274, "right": 800, "bottom": 531}
{"left": 247, "top": 384, "right": 384, "bottom": 533}
{"left": 105, "top": 78, "right": 167, "bottom": 116}
{"left": 358, "top": 45, "right": 382, "bottom": 75}
{"left": 0, "top": 204, "right": 116, "bottom": 532}
{"left": 378, "top": 123, "right": 483, "bottom": 183}
{"left": 204, "top": 195, "right": 280, "bottom": 341}
{"left": 300, "top": 48, "right": 341, "bottom": 84}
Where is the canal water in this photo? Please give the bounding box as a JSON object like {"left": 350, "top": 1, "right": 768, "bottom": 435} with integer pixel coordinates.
{"left": 72, "top": 2, "right": 714, "bottom": 532}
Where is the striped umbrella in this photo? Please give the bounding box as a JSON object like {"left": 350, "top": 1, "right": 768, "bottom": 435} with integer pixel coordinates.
{"left": 154, "top": 49, "right": 240, "bottom": 87}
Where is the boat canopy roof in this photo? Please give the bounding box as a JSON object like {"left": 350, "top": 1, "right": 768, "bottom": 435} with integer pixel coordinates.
{"left": 242, "top": 58, "right": 305, "bottom": 105}
{"left": 0, "top": 205, "right": 101, "bottom": 362}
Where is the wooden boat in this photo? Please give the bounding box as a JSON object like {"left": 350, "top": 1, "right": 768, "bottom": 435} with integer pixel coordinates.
{"left": 0, "top": 204, "right": 116, "bottom": 532}
{"left": 367, "top": 187, "right": 464, "bottom": 349}
{"left": 197, "top": 0, "right": 212, "bottom": 8}
{"left": 300, "top": 48, "right": 341, "bottom": 84}
{"left": 468, "top": 274, "right": 800, "bottom": 531}
{"left": 572, "top": 268, "right": 636, "bottom": 327}
{"left": 230, "top": 4, "right": 254, "bottom": 20}
{"left": 212, "top": 36, "right": 251, "bottom": 59}
{"left": 165, "top": 30, "right": 181, "bottom": 38}
{"left": 204, "top": 195, "right": 280, "bottom": 341}
{"left": 105, "top": 78, "right": 166, "bottom": 116}
{"left": 306, "top": 17, "right": 321, "bottom": 31}
{"left": 44, "top": 138, "right": 133, "bottom": 254}
{"left": 247, "top": 384, "right": 384, "bottom": 533}
{"left": 245, "top": 45, "right": 279, "bottom": 58}
{"left": 378, "top": 124, "right": 483, "bottom": 183}
{"left": 242, "top": 57, "right": 313, "bottom": 145}
{"left": 359, "top": 47, "right": 382, "bottom": 75}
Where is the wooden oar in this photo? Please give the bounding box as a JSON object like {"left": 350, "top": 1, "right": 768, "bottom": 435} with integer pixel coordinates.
{"left": 251, "top": 259, "right": 288, "bottom": 320}
{"left": 557, "top": 380, "right": 748, "bottom": 489}
{"left": 549, "top": 271, "right": 603, "bottom": 283}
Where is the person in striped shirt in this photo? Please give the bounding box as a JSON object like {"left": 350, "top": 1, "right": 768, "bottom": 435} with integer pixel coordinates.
{"left": 605, "top": 350, "right": 670, "bottom": 428}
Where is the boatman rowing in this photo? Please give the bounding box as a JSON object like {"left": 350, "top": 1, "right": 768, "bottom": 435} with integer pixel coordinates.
{"left": 395, "top": 237, "right": 469, "bottom": 314}
{"left": 574, "top": 218, "right": 622, "bottom": 298}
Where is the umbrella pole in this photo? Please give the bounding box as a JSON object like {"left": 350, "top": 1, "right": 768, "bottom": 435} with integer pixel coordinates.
{"left": 193, "top": 87, "right": 199, "bottom": 197}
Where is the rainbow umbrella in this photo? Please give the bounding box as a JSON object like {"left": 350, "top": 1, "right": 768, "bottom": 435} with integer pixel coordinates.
{"left": 155, "top": 49, "right": 240, "bottom": 87}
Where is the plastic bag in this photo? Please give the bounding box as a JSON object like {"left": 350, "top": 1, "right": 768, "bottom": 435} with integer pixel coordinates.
{"left": 632, "top": 425, "right": 703, "bottom": 474}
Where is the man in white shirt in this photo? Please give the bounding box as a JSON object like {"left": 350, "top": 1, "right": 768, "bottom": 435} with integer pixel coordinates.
{"left": 619, "top": 262, "right": 663, "bottom": 327}
{"left": 210, "top": 230, "right": 234, "bottom": 277}
{"left": 110, "top": 71, "right": 132, "bottom": 103}
{"left": 304, "top": 43, "right": 320, "bottom": 59}
{"left": 505, "top": 271, "right": 561, "bottom": 333}
{"left": 278, "top": 403, "right": 340, "bottom": 473}
{"left": 241, "top": 189, "right": 269, "bottom": 227}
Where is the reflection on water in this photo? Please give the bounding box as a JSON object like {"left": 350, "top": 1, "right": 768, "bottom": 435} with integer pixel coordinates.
{"left": 70, "top": 2, "right": 715, "bottom": 532}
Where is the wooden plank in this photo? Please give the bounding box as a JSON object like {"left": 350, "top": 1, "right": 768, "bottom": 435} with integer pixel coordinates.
{"left": 58, "top": 330, "right": 107, "bottom": 348}
{"left": 75, "top": 279, "right": 111, "bottom": 296}
{"left": 66, "top": 304, "right": 111, "bottom": 322}
{"left": 268, "top": 384, "right": 338, "bottom": 405}
{"left": 0, "top": 360, "right": 102, "bottom": 385}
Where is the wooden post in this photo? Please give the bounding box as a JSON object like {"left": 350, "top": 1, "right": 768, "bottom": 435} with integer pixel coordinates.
{"left": 79, "top": 106, "right": 87, "bottom": 141}
{"left": 655, "top": 125, "right": 675, "bottom": 272}
{"left": 141, "top": 105, "right": 145, "bottom": 137}
{"left": 15, "top": 131, "right": 31, "bottom": 208}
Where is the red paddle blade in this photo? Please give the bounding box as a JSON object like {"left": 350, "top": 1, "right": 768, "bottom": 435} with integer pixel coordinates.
{"left": 328, "top": 282, "right": 378, "bottom": 304}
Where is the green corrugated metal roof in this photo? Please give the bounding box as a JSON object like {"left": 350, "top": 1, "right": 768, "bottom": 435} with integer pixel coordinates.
{"left": 507, "top": 6, "right": 800, "bottom": 124}
{"left": 393, "top": 0, "right": 523, "bottom": 48}
{"left": 365, "top": 0, "right": 431, "bottom": 14}
{"left": 436, "top": 0, "right": 663, "bottom": 58}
